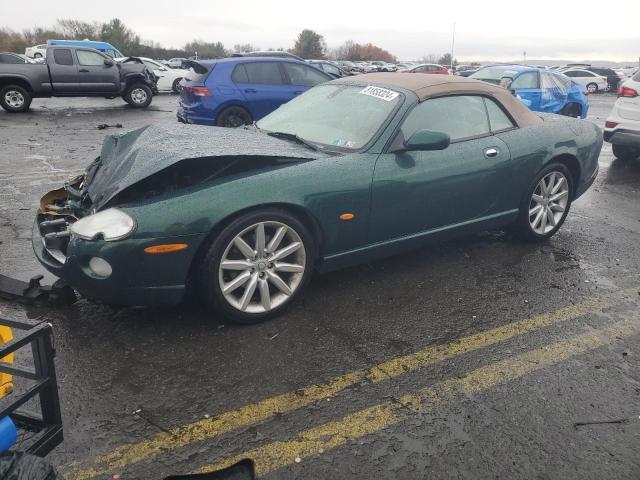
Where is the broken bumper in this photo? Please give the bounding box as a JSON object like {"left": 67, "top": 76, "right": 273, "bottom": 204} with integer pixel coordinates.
{"left": 32, "top": 217, "right": 189, "bottom": 307}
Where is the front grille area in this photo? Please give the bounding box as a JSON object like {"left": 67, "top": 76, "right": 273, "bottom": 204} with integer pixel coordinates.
{"left": 38, "top": 216, "right": 74, "bottom": 264}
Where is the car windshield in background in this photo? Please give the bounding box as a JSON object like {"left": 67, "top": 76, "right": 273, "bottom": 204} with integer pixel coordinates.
{"left": 256, "top": 84, "right": 402, "bottom": 150}
{"left": 470, "top": 68, "right": 520, "bottom": 83}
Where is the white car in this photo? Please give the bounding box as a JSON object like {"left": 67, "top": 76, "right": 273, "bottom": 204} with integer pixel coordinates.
{"left": 604, "top": 71, "right": 640, "bottom": 162}
{"left": 562, "top": 69, "right": 608, "bottom": 93}
{"left": 25, "top": 44, "right": 47, "bottom": 59}
{"left": 117, "top": 57, "right": 187, "bottom": 93}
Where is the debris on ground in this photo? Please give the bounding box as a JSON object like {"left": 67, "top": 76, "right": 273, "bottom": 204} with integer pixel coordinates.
{"left": 97, "top": 123, "right": 123, "bottom": 130}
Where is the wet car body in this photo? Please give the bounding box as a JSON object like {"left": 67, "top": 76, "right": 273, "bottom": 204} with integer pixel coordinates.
{"left": 33, "top": 74, "right": 602, "bottom": 318}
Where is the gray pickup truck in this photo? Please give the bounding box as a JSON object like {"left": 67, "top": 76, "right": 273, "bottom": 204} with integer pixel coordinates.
{"left": 0, "top": 46, "right": 158, "bottom": 112}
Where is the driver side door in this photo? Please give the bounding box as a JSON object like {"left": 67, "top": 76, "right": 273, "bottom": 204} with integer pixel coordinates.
{"left": 369, "top": 95, "right": 514, "bottom": 244}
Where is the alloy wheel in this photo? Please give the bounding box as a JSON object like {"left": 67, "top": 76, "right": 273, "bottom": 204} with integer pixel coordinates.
{"left": 218, "top": 221, "right": 306, "bottom": 313}
{"left": 4, "top": 90, "right": 24, "bottom": 108}
{"left": 528, "top": 171, "right": 569, "bottom": 235}
{"left": 587, "top": 83, "right": 597, "bottom": 94}
{"left": 130, "top": 88, "right": 148, "bottom": 104}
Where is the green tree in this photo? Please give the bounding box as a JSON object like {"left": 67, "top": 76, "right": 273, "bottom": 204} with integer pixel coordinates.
{"left": 183, "top": 40, "right": 227, "bottom": 59}
{"left": 290, "top": 29, "right": 326, "bottom": 59}
{"left": 437, "top": 53, "right": 457, "bottom": 67}
{"left": 99, "top": 18, "right": 140, "bottom": 53}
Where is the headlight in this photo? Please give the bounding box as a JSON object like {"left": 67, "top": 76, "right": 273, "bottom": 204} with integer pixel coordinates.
{"left": 70, "top": 208, "right": 135, "bottom": 241}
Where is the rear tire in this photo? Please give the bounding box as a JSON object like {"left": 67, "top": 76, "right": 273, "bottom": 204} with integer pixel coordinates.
{"left": 612, "top": 144, "right": 640, "bottom": 162}
{"left": 123, "top": 83, "right": 152, "bottom": 108}
{"left": 586, "top": 82, "right": 598, "bottom": 94}
{"left": 559, "top": 103, "right": 581, "bottom": 118}
{"left": 215, "top": 105, "right": 253, "bottom": 128}
{"left": 171, "top": 78, "right": 183, "bottom": 94}
{"left": 514, "top": 162, "right": 573, "bottom": 242}
{"left": 199, "top": 209, "right": 315, "bottom": 324}
{"left": 0, "top": 85, "right": 32, "bottom": 113}
{"left": 34, "top": 53, "right": 42, "bottom": 58}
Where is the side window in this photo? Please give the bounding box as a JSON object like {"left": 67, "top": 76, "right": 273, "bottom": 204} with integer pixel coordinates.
{"left": 242, "top": 62, "right": 285, "bottom": 85}
{"left": 511, "top": 72, "right": 538, "bottom": 89}
{"left": 77, "top": 50, "right": 106, "bottom": 66}
{"left": 323, "top": 63, "right": 340, "bottom": 76}
{"left": 415, "top": 66, "right": 427, "bottom": 72}
{"left": 53, "top": 49, "right": 74, "bottom": 66}
{"left": 400, "top": 95, "right": 490, "bottom": 142}
{"left": 564, "top": 71, "right": 578, "bottom": 78}
{"left": 283, "top": 63, "right": 328, "bottom": 86}
{"left": 0, "top": 54, "right": 23, "bottom": 64}
{"left": 231, "top": 64, "right": 249, "bottom": 83}
{"left": 484, "top": 98, "right": 515, "bottom": 132}
{"left": 143, "top": 60, "right": 161, "bottom": 70}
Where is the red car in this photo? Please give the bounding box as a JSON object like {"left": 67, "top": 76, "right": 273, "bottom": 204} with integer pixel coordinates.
{"left": 402, "top": 63, "right": 449, "bottom": 75}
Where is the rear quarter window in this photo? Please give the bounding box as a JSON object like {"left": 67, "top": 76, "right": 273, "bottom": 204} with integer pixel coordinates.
{"left": 53, "top": 49, "right": 74, "bottom": 66}
{"left": 632, "top": 71, "right": 640, "bottom": 82}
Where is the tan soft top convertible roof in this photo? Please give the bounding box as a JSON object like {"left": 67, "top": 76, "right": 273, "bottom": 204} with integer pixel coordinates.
{"left": 331, "top": 72, "right": 542, "bottom": 128}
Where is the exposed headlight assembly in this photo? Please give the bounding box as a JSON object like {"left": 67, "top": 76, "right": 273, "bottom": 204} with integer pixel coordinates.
{"left": 70, "top": 208, "right": 135, "bottom": 241}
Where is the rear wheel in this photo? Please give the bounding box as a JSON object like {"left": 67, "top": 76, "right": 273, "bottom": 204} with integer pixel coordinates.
{"left": 199, "top": 209, "right": 315, "bottom": 324}
{"left": 514, "top": 163, "right": 573, "bottom": 242}
{"left": 216, "top": 106, "right": 252, "bottom": 128}
{"left": 0, "top": 85, "right": 32, "bottom": 113}
{"left": 586, "top": 82, "right": 598, "bottom": 94}
{"left": 33, "top": 52, "right": 42, "bottom": 58}
{"left": 612, "top": 144, "right": 640, "bottom": 162}
{"left": 123, "top": 83, "right": 152, "bottom": 108}
{"left": 171, "top": 78, "right": 183, "bottom": 94}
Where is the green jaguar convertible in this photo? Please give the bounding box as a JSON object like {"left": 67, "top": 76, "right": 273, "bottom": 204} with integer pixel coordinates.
{"left": 34, "top": 73, "right": 602, "bottom": 323}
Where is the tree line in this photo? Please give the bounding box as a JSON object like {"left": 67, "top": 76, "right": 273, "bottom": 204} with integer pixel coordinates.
{"left": 0, "top": 19, "right": 404, "bottom": 62}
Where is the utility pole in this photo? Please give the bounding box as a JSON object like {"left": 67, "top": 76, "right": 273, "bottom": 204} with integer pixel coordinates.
{"left": 523, "top": 51, "right": 527, "bottom": 65}
{"left": 450, "top": 22, "right": 456, "bottom": 71}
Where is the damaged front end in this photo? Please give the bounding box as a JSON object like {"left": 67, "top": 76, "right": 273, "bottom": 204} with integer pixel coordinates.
{"left": 35, "top": 175, "right": 92, "bottom": 266}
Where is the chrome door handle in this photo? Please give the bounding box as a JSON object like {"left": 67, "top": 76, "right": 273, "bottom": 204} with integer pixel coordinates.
{"left": 485, "top": 148, "right": 498, "bottom": 158}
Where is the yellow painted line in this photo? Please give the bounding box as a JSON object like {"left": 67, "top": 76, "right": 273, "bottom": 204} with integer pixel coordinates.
{"left": 201, "top": 316, "right": 640, "bottom": 477}
{"left": 67, "top": 287, "right": 638, "bottom": 479}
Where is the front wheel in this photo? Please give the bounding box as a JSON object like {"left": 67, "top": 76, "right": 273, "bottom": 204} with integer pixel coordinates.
{"left": 33, "top": 53, "right": 42, "bottom": 58}
{"left": 199, "top": 209, "right": 315, "bottom": 324}
{"left": 0, "top": 85, "right": 32, "bottom": 113}
{"left": 612, "top": 144, "right": 639, "bottom": 162}
{"left": 123, "top": 84, "right": 152, "bottom": 108}
{"left": 514, "top": 163, "right": 573, "bottom": 242}
{"left": 586, "top": 82, "right": 598, "bottom": 94}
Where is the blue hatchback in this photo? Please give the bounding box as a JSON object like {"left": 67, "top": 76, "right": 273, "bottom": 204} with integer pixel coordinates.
{"left": 470, "top": 66, "right": 589, "bottom": 118}
{"left": 177, "top": 57, "right": 332, "bottom": 127}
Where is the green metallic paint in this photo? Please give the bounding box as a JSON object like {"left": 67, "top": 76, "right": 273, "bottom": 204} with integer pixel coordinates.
{"left": 34, "top": 88, "right": 603, "bottom": 307}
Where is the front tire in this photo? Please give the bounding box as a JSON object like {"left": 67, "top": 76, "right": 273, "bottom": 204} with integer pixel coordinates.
{"left": 514, "top": 163, "right": 573, "bottom": 242}
{"left": 215, "top": 106, "right": 252, "bottom": 128}
{"left": 0, "top": 85, "right": 32, "bottom": 113}
{"left": 199, "top": 209, "right": 315, "bottom": 324}
{"left": 612, "top": 144, "right": 639, "bottom": 162}
{"left": 123, "top": 83, "right": 152, "bottom": 108}
{"left": 33, "top": 53, "right": 42, "bottom": 58}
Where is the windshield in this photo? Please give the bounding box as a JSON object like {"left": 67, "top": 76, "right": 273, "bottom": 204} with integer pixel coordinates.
{"left": 470, "top": 67, "right": 520, "bottom": 82}
{"left": 257, "top": 84, "right": 402, "bottom": 150}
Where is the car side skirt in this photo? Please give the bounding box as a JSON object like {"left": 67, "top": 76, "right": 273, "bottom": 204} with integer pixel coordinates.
{"left": 318, "top": 209, "right": 518, "bottom": 273}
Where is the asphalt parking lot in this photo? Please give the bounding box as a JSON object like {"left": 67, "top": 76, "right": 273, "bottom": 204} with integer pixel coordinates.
{"left": 1, "top": 92, "right": 639, "bottom": 479}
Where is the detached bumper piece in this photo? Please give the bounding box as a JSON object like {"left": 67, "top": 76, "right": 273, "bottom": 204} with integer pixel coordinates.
{"left": 0, "top": 274, "right": 76, "bottom": 306}
{"left": 0, "top": 317, "right": 63, "bottom": 456}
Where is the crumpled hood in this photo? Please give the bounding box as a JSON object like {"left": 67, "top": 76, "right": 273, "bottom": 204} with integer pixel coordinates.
{"left": 84, "top": 123, "right": 323, "bottom": 209}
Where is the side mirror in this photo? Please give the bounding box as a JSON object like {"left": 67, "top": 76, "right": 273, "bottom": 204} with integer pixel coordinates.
{"left": 104, "top": 59, "right": 114, "bottom": 67}
{"left": 404, "top": 129, "right": 450, "bottom": 152}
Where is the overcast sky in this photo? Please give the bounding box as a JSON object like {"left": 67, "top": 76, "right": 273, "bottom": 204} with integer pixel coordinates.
{"left": 5, "top": 0, "right": 640, "bottom": 62}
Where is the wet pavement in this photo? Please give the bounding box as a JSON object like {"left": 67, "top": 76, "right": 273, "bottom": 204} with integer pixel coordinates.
{"left": 0, "top": 93, "right": 639, "bottom": 479}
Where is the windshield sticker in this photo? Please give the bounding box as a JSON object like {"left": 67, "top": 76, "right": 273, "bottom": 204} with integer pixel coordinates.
{"left": 359, "top": 85, "right": 399, "bottom": 102}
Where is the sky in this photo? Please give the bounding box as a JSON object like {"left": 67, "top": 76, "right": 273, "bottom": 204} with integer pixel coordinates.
{"left": 4, "top": 0, "right": 640, "bottom": 63}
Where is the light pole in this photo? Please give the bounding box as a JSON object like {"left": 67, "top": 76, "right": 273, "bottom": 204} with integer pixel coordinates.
{"left": 523, "top": 51, "right": 527, "bottom": 66}
{"left": 450, "top": 22, "right": 456, "bottom": 71}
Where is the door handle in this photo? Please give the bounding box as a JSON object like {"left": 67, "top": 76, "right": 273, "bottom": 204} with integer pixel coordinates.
{"left": 484, "top": 147, "right": 499, "bottom": 158}
{"left": 79, "top": 69, "right": 89, "bottom": 73}
{"left": 244, "top": 88, "right": 257, "bottom": 93}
